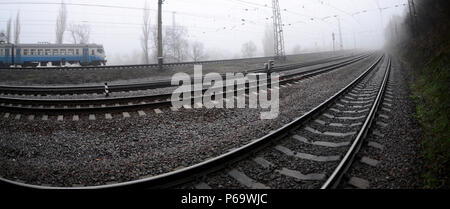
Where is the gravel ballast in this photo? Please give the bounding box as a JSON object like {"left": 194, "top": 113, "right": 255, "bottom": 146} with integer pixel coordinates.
{"left": 0, "top": 55, "right": 380, "bottom": 187}
{"left": 0, "top": 50, "right": 356, "bottom": 86}
{"left": 345, "top": 57, "right": 424, "bottom": 189}
{"left": 198, "top": 55, "right": 388, "bottom": 189}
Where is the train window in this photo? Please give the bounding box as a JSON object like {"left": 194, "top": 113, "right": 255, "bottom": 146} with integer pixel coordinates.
{"left": 75, "top": 49, "right": 79, "bottom": 55}
{"left": 37, "top": 49, "right": 43, "bottom": 55}
{"left": 97, "top": 48, "right": 104, "bottom": 54}
{"left": 91, "top": 49, "right": 94, "bottom": 55}
{"left": 68, "top": 49, "right": 74, "bottom": 55}
{"left": 0, "top": 49, "right": 3, "bottom": 56}
{"left": 60, "top": 49, "right": 66, "bottom": 55}
{"left": 23, "top": 49, "right": 28, "bottom": 55}
{"left": 53, "top": 49, "right": 58, "bottom": 55}
{"left": 30, "top": 49, "right": 36, "bottom": 55}
{"left": 45, "top": 49, "right": 51, "bottom": 55}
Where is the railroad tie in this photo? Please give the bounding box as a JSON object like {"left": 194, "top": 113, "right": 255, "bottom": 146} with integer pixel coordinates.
{"left": 348, "top": 177, "right": 370, "bottom": 189}
{"left": 28, "top": 115, "right": 35, "bottom": 121}
{"left": 381, "top": 107, "right": 391, "bottom": 112}
{"left": 57, "top": 115, "right": 64, "bottom": 121}
{"left": 73, "top": 115, "right": 79, "bottom": 121}
{"left": 367, "top": 141, "right": 384, "bottom": 150}
{"left": 154, "top": 109, "right": 164, "bottom": 114}
{"left": 105, "top": 114, "right": 112, "bottom": 120}
{"left": 253, "top": 157, "right": 274, "bottom": 169}
{"left": 376, "top": 121, "right": 388, "bottom": 128}
{"left": 138, "top": 110, "right": 146, "bottom": 116}
{"left": 42, "top": 115, "right": 48, "bottom": 121}
{"left": 122, "top": 112, "right": 131, "bottom": 118}
{"left": 194, "top": 182, "right": 212, "bottom": 189}
{"left": 304, "top": 126, "right": 356, "bottom": 137}
{"left": 360, "top": 156, "right": 379, "bottom": 167}
{"left": 276, "top": 167, "right": 325, "bottom": 181}
{"left": 228, "top": 169, "right": 270, "bottom": 189}
{"left": 15, "top": 114, "right": 21, "bottom": 120}
{"left": 89, "top": 114, "right": 96, "bottom": 121}
{"left": 292, "top": 135, "right": 350, "bottom": 148}
{"left": 372, "top": 129, "right": 385, "bottom": 138}
{"left": 275, "top": 145, "right": 340, "bottom": 162}
{"left": 384, "top": 98, "right": 393, "bottom": 103}
{"left": 383, "top": 102, "right": 393, "bottom": 107}
{"left": 3, "top": 113, "right": 10, "bottom": 118}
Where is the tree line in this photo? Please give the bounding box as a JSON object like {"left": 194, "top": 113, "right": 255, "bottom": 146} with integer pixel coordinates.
{"left": 0, "top": 0, "right": 285, "bottom": 64}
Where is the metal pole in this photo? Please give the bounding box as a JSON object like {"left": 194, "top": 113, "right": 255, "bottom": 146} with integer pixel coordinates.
{"left": 272, "top": 0, "right": 285, "bottom": 60}
{"left": 157, "top": 0, "right": 164, "bottom": 69}
{"left": 337, "top": 16, "right": 343, "bottom": 50}
{"left": 408, "top": 0, "right": 418, "bottom": 37}
{"left": 332, "top": 32, "right": 335, "bottom": 52}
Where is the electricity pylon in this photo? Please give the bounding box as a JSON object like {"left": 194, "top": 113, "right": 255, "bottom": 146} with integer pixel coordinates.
{"left": 272, "top": 0, "right": 285, "bottom": 60}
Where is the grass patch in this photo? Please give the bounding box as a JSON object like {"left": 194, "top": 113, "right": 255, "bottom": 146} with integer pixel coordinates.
{"left": 407, "top": 42, "right": 450, "bottom": 188}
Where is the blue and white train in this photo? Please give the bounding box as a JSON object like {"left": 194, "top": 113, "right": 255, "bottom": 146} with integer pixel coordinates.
{"left": 0, "top": 43, "right": 107, "bottom": 67}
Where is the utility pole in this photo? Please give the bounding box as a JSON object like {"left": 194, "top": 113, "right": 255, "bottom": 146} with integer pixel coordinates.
{"left": 332, "top": 32, "right": 335, "bottom": 52}
{"left": 336, "top": 16, "right": 343, "bottom": 50}
{"left": 408, "top": 0, "right": 418, "bottom": 37}
{"left": 272, "top": 0, "right": 285, "bottom": 60}
{"left": 157, "top": 0, "right": 164, "bottom": 69}
{"left": 172, "top": 11, "right": 176, "bottom": 28}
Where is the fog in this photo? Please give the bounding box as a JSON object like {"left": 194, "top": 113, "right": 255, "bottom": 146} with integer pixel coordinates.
{"left": 0, "top": 0, "right": 408, "bottom": 64}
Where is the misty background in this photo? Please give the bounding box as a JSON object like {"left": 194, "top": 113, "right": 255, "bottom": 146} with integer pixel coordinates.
{"left": 0, "top": 0, "right": 408, "bottom": 65}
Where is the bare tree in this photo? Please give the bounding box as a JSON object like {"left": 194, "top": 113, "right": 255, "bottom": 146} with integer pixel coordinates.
{"left": 262, "top": 23, "right": 274, "bottom": 56}
{"left": 190, "top": 41, "right": 207, "bottom": 61}
{"left": 141, "top": 0, "right": 151, "bottom": 64}
{"left": 56, "top": 1, "right": 67, "bottom": 44}
{"left": 68, "top": 24, "right": 90, "bottom": 44}
{"left": 166, "top": 19, "right": 189, "bottom": 62}
{"left": 6, "top": 17, "right": 12, "bottom": 43}
{"left": 14, "top": 12, "right": 20, "bottom": 44}
{"left": 241, "top": 41, "right": 257, "bottom": 58}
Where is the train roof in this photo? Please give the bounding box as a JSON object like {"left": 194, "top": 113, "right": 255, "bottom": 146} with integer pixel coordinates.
{"left": 0, "top": 43, "right": 13, "bottom": 47}
{"left": 2, "top": 43, "right": 103, "bottom": 48}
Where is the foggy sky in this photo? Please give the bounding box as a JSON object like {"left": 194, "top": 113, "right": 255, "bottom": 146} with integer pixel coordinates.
{"left": 0, "top": 0, "right": 408, "bottom": 59}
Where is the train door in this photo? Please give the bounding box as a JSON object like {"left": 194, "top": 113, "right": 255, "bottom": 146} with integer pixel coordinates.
{"left": 82, "top": 47, "right": 89, "bottom": 65}
{"left": 15, "top": 48, "right": 21, "bottom": 65}
{"left": 5, "top": 48, "right": 10, "bottom": 66}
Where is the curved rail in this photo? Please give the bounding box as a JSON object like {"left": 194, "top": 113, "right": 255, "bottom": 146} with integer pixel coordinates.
{"left": 0, "top": 52, "right": 352, "bottom": 71}
{"left": 0, "top": 53, "right": 366, "bottom": 95}
{"left": 0, "top": 54, "right": 373, "bottom": 113}
{"left": 321, "top": 56, "right": 391, "bottom": 189}
{"left": 0, "top": 54, "right": 384, "bottom": 190}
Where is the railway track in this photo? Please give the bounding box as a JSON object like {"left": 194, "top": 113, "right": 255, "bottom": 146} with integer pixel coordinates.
{"left": 0, "top": 53, "right": 373, "bottom": 114}
{"left": 0, "top": 52, "right": 351, "bottom": 71}
{"left": 0, "top": 53, "right": 360, "bottom": 96}
{"left": 0, "top": 53, "right": 391, "bottom": 190}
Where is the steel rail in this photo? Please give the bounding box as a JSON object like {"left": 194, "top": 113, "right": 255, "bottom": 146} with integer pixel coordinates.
{"left": 0, "top": 52, "right": 351, "bottom": 71}
{"left": 0, "top": 54, "right": 384, "bottom": 190}
{"left": 0, "top": 54, "right": 365, "bottom": 95}
{"left": 321, "top": 56, "right": 391, "bottom": 189}
{"left": 0, "top": 54, "right": 373, "bottom": 112}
